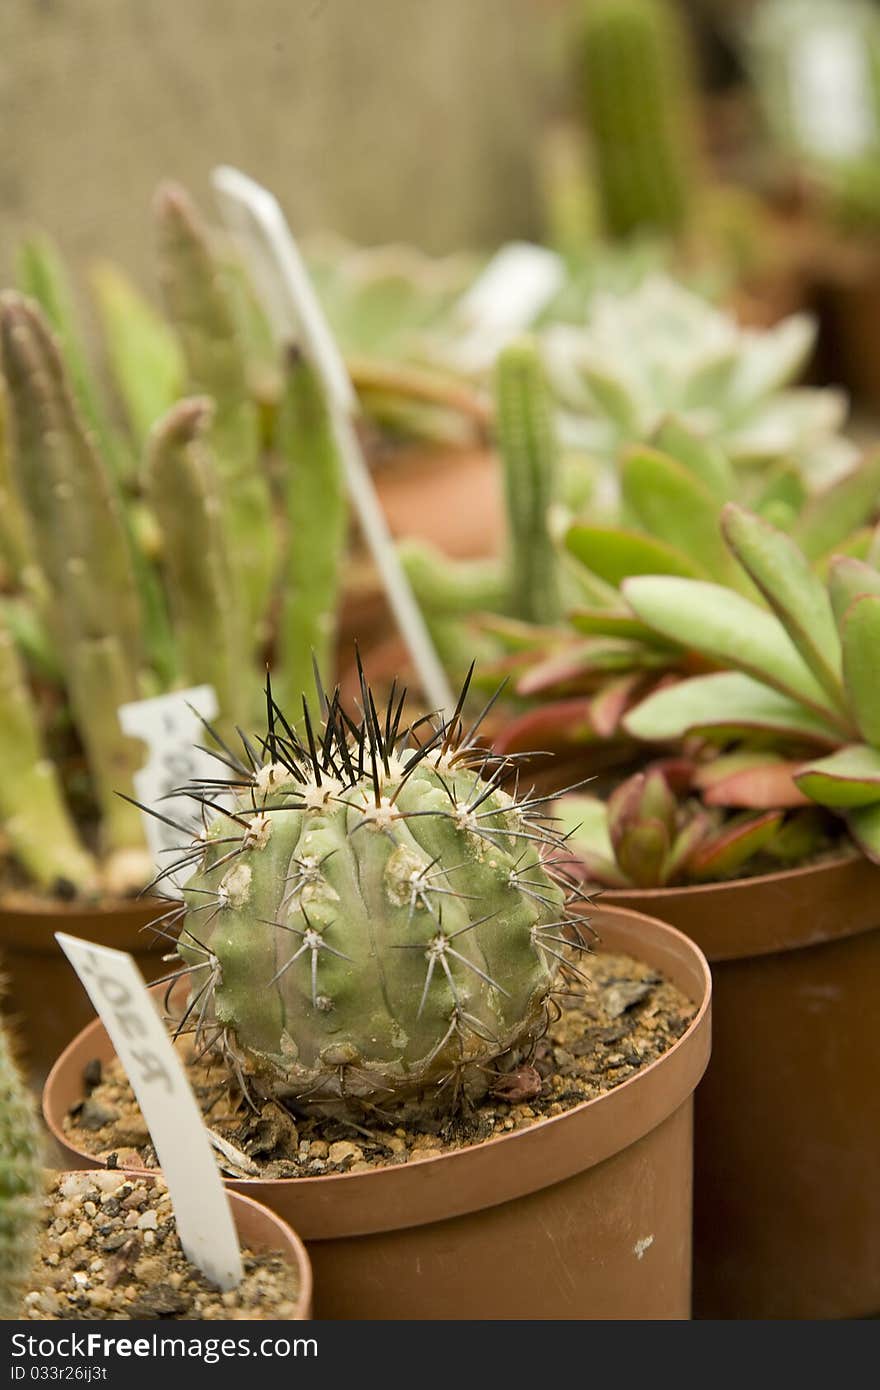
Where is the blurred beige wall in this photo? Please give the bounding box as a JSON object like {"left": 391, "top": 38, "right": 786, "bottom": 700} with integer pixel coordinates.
{"left": 0, "top": 0, "right": 551, "bottom": 283}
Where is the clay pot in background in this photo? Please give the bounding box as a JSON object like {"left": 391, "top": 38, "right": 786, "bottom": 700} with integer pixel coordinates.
{"left": 603, "top": 852, "right": 880, "bottom": 1320}
{"left": 44, "top": 905, "right": 711, "bottom": 1321}
{"left": 1, "top": 896, "right": 166, "bottom": 1085}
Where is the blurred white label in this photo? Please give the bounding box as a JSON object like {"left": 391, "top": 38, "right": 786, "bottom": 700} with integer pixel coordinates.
{"left": 790, "top": 27, "right": 876, "bottom": 158}
{"left": 119, "top": 685, "right": 220, "bottom": 894}
{"left": 453, "top": 242, "right": 565, "bottom": 372}
{"left": 56, "top": 934, "right": 243, "bottom": 1290}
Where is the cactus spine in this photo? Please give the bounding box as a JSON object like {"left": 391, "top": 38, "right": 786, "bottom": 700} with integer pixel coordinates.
{"left": 579, "top": 0, "right": 698, "bottom": 239}
{"left": 0, "top": 1017, "right": 40, "bottom": 1318}
{"left": 168, "top": 676, "right": 586, "bottom": 1115}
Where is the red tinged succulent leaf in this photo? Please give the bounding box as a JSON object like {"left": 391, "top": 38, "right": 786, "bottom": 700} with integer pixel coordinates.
{"left": 693, "top": 753, "right": 810, "bottom": 808}
{"left": 492, "top": 697, "right": 599, "bottom": 754}
{"left": 588, "top": 673, "right": 645, "bottom": 739}
{"left": 615, "top": 820, "right": 672, "bottom": 888}
{"left": 663, "top": 812, "right": 712, "bottom": 884}
{"left": 685, "top": 811, "right": 784, "bottom": 881}
{"left": 569, "top": 607, "right": 677, "bottom": 646}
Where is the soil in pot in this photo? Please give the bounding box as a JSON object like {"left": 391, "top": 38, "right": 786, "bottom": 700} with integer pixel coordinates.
{"left": 60, "top": 949, "right": 694, "bottom": 1178}
{"left": 24, "top": 1170, "right": 304, "bottom": 1321}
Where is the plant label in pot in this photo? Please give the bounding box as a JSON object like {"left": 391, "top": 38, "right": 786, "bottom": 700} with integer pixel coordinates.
{"left": 56, "top": 933, "right": 243, "bottom": 1289}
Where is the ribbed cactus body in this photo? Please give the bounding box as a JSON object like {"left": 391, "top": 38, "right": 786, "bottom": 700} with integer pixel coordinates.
{"left": 580, "top": 0, "right": 697, "bottom": 239}
{"left": 0, "top": 1019, "right": 40, "bottom": 1318}
{"left": 175, "top": 681, "right": 577, "bottom": 1113}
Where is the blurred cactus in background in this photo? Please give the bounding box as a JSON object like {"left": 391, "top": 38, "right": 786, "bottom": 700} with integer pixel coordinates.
{"left": 0, "top": 186, "right": 348, "bottom": 900}
{"left": 0, "top": 1014, "right": 40, "bottom": 1317}
{"left": 579, "top": 0, "right": 700, "bottom": 241}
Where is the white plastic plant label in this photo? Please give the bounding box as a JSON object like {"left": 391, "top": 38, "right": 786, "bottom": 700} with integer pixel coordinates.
{"left": 55, "top": 934, "right": 243, "bottom": 1291}
{"left": 210, "top": 165, "right": 454, "bottom": 716}
{"left": 451, "top": 242, "right": 565, "bottom": 372}
{"left": 790, "top": 27, "right": 877, "bottom": 159}
{"left": 118, "top": 685, "right": 221, "bottom": 893}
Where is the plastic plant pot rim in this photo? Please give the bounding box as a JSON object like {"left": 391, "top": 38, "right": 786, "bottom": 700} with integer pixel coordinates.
{"left": 49, "top": 1172, "right": 313, "bottom": 1319}
{"left": 43, "top": 904, "right": 711, "bottom": 1242}
{"left": 600, "top": 849, "right": 880, "bottom": 963}
{"left": 0, "top": 894, "right": 166, "bottom": 955}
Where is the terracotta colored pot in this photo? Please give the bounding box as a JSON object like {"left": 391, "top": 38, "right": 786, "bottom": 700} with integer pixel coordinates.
{"left": 50, "top": 1172, "right": 313, "bottom": 1319}
{"left": 0, "top": 896, "right": 167, "bottom": 1084}
{"left": 603, "top": 852, "right": 880, "bottom": 1319}
{"left": 43, "top": 905, "right": 711, "bottom": 1321}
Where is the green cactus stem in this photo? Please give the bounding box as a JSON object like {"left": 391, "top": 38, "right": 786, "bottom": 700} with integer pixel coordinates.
{"left": 90, "top": 260, "right": 184, "bottom": 452}
{"left": 0, "top": 389, "right": 30, "bottom": 588}
{"left": 274, "top": 349, "right": 347, "bottom": 713}
{"left": 495, "top": 340, "right": 562, "bottom": 626}
{"left": 0, "top": 1017, "right": 41, "bottom": 1318}
{"left": 154, "top": 184, "right": 276, "bottom": 647}
{"left": 0, "top": 611, "right": 96, "bottom": 894}
{"left": 146, "top": 397, "right": 242, "bottom": 727}
{"left": 0, "top": 295, "right": 146, "bottom": 862}
{"left": 579, "top": 0, "right": 698, "bottom": 239}
{"left": 161, "top": 672, "right": 587, "bottom": 1117}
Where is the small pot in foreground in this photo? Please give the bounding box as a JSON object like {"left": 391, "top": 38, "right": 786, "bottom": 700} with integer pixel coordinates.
{"left": 44, "top": 905, "right": 711, "bottom": 1321}
{"left": 0, "top": 896, "right": 166, "bottom": 1084}
{"left": 603, "top": 852, "right": 880, "bottom": 1320}
{"left": 49, "top": 1173, "right": 313, "bottom": 1320}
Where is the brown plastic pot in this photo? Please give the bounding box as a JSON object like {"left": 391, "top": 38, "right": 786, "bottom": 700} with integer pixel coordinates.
{"left": 0, "top": 895, "right": 167, "bottom": 1084}
{"left": 603, "top": 852, "right": 880, "bottom": 1319}
{"left": 50, "top": 1172, "right": 313, "bottom": 1319}
{"left": 43, "top": 905, "right": 710, "bottom": 1321}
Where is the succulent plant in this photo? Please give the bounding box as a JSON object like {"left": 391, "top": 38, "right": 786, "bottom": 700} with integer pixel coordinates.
{"left": 578, "top": 0, "right": 699, "bottom": 241}
{"left": 0, "top": 187, "right": 347, "bottom": 898}
{"left": 0, "top": 1016, "right": 41, "bottom": 1317}
{"left": 621, "top": 503, "right": 880, "bottom": 861}
{"left": 557, "top": 762, "right": 832, "bottom": 888}
{"left": 542, "top": 276, "right": 857, "bottom": 489}
{"left": 157, "top": 671, "right": 589, "bottom": 1116}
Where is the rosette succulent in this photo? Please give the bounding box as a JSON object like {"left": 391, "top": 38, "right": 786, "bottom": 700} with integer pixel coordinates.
{"left": 542, "top": 276, "right": 856, "bottom": 488}
{"left": 158, "top": 672, "right": 589, "bottom": 1116}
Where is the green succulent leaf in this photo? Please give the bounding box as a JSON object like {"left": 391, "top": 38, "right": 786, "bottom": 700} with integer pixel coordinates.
{"left": 753, "top": 460, "right": 807, "bottom": 523}
{"left": 686, "top": 811, "right": 784, "bottom": 881}
{"left": 621, "top": 448, "right": 736, "bottom": 584}
{"left": 721, "top": 503, "right": 845, "bottom": 714}
{"left": 624, "top": 671, "right": 841, "bottom": 745}
{"left": 623, "top": 575, "right": 843, "bottom": 721}
{"left": 795, "top": 745, "right": 880, "bottom": 807}
{"left": 565, "top": 523, "right": 703, "bottom": 584}
{"left": 653, "top": 416, "right": 734, "bottom": 499}
{"left": 828, "top": 557, "right": 880, "bottom": 627}
{"left": 794, "top": 451, "right": 880, "bottom": 562}
{"left": 846, "top": 802, "right": 880, "bottom": 864}
{"left": 569, "top": 607, "right": 677, "bottom": 646}
{"left": 839, "top": 593, "right": 880, "bottom": 745}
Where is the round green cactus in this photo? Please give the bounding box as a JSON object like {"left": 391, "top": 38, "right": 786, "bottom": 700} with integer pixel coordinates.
{"left": 160, "top": 672, "right": 587, "bottom": 1114}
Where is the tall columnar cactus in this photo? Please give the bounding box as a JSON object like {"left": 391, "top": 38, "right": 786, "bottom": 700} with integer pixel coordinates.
{"left": 0, "top": 295, "right": 147, "bottom": 872}
{"left": 579, "top": 0, "right": 699, "bottom": 240}
{"left": 154, "top": 184, "right": 277, "bottom": 647}
{"left": 0, "top": 189, "right": 349, "bottom": 900}
{"left": 496, "top": 340, "right": 562, "bottom": 626}
{"left": 164, "top": 674, "right": 585, "bottom": 1114}
{"left": 0, "top": 1017, "right": 40, "bottom": 1318}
